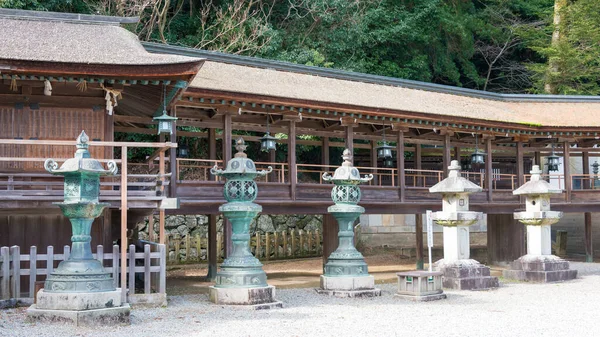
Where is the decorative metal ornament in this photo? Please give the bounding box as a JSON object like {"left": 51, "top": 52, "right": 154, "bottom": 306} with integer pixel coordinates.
{"left": 43, "top": 131, "right": 118, "bottom": 292}
{"left": 153, "top": 84, "right": 177, "bottom": 135}
{"left": 470, "top": 134, "right": 485, "bottom": 165}
{"left": 321, "top": 149, "right": 373, "bottom": 277}
{"left": 592, "top": 161, "right": 599, "bottom": 175}
{"left": 210, "top": 138, "right": 272, "bottom": 288}
{"left": 260, "top": 114, "right": 277, "bottom": 152}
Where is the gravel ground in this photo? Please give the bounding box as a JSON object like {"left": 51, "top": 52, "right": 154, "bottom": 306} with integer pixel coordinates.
{"left": 2, "top": 262, "right": 599, "bottom": 337}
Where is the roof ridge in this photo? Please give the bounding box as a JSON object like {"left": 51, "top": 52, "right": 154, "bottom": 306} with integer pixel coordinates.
{"left": 0, "top": 8, "right": 138, "bottom": 25}
{"left": 143, "top": 42, "right": 600, "bottom": 104}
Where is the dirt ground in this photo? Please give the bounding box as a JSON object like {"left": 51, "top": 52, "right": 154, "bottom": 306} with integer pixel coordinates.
{"left": 166, "top": 248, "right": 504, "bottom": 295}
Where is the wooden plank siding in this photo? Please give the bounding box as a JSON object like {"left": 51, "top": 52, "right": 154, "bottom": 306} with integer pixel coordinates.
{"left": 0, "top": 106, "right": 105, "bottom": 170}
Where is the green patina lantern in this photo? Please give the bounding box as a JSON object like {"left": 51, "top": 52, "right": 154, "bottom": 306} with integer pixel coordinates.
{"left": 43, "top": 131, "right": 118, "bottom": 292}
{"left": 210, "top": 138, "right": 272, "bottom": 288}
{"left": 322, "top": 149, "right": 373, "bottom": 277}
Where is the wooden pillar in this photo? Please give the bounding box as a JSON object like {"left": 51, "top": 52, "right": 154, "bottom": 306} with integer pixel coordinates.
{"left": 207, "top": 214, "right": 218, "bottom": 279}
{"left": 585, "top": 212, "right": 593, "bottom": 262}
{"left": 169, "top": 123, "right": 177, "bottom": 196}
{"left": 268, "top": 149, "right": 277, "bottom": 182}
{"left": 371, "top": 140, "right": 378, "bottom": 185}
{"left": 454, "top": 146, "right": 461, "bottom": 162}
{"left": 223, "top": 114, "right": 232, "bottom": 258}
{"left": 345, "top": 125, "right": 354, "bottom": 155}
{"left": 486, "top": 137, "right": 493, "bottom": 202}
{"left": 288, "top": 120, "right": 297, "bottom": 200}
{"left": 120, "top": 146, "right": 128, "bottom": 303}
{"left": 148, "top": 213, "right": 155, "bottom": 242}
{"left": 516, "top": 141, "right": 524, "bottom": 188}
{"left": 104, "top": 113, "right": 114, "bottom": 159}
{"left": 564, "top": 141, "right": 571, "bottom": 202}
{"left": 415, "top": 213, "right": 424, "bottom": 270}
{"left": 322, "top": 137, "right": 330, "bottom": 166}
{"left": 159, "top": 150, "right": 166, "bottom": 245}
{"left": 397, "top": 131, "right": 405, "bottom": 202}
{"left": 583, "top": 150, "right": 590, "bottom": 189}
{"left": 487, "top": 214, "right": 525, "bottom": 264}
{"left": 322, "top": 214, "right": 338, "bottom": 265}
{"left": 443, "top": 133, "right": 451, "bottom": 175}
{"left": 208, "top": 128, "right": 217, "bottom": 160}
{"left": 415, "top": 144, "right": 422, "bottom": 187}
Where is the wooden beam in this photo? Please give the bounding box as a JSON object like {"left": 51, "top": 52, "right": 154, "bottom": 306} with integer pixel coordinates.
{"left": 516, "top": 141, "right": 524, "bottom": 187}
{"left": 208, "top": 128, "right": 217, "bottom": 160}
{"left": 415, "top": 213, "right": 424, "bottom": 270}
{"left": 397, "top": 131, "right": 405, "bottom": 202}
{"left": 207, "top": 214, "right": 217, "bottom": 280}
{"left": 371, "top": 140, "right": 378, "bottom": 185}
{"left": 223, "top": 114, "right": 232, "bottom": 258}
{"left": 583, "top": 150, "right": 590, "bottom": 189}
{"left": 170, "top": 109, "right": 178, "bottom": 194}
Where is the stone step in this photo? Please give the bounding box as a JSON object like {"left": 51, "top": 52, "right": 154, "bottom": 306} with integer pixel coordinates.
{"left": 440, "top": 266, "right": 491, "bottom": 278}
{"left": 443, "top": 276, "right": 499, "bottom": 290}
{"left": 503, "top": 269, "right": 577, "bottom": 283}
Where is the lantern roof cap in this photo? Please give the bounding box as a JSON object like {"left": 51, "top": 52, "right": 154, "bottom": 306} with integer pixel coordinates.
{"left": 44, "top": 131, "right": 118, "bottom": 176}
{"left": 429, "top": 160, "right": 482, "bottom": 194}
{"left": 322, "top": 149, "right": 373, "bottom": 184}
{"left": 513, "top": 165, "right": 563, "bottom": 195}
{"left": 211, "top": 137, "right": 272, "bottom": 178}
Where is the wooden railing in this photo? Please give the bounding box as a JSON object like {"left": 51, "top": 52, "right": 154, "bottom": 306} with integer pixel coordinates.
{"left": 176, "top": 159, "right": 288, "bottom": 183}
{"left": 0, "top": 244, "right": 166, "bottom": 306}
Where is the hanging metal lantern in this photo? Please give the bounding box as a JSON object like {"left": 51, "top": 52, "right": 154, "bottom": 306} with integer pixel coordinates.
{"left": 154, "top": 84, "right": 177, "bottom": 135}
{"left": 383, "top": 157, "right": 394, "bottom": 168}
{"left": 377, "top": 119, "right": 394, "bottom": 160}
{"left": 592, "top": 161, "right": 599, "bottom": 175}
{"left": 471, "top": 134, "right": 485, "bottom": 165}
{"left": 547, "top": 142, "right": 560, "bottom": 171}
{"left": 178, "top": 142, "right": 190, "bottom": 158}
{"left": 260, "top": 114, "right": 277, "bottom": 152}
{"left": 377, "top": 141, "right": 394, "bottom": 159}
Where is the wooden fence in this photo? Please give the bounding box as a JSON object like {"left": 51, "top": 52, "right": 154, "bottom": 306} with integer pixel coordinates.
{"left": 166, "top": 229, "right": 323, "bottom": 264}
{"left": 0, "top": 244, "right": 166, "bottom": 306}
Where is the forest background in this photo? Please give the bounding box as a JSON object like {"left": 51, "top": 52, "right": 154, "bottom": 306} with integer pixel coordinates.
{"left": 2, "top": 0, "right": 598, "bottom": 161}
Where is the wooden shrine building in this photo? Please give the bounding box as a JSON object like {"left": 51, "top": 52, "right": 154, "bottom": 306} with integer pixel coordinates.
{"left": 1, "top": 9, "right": 600, "bottom": 277}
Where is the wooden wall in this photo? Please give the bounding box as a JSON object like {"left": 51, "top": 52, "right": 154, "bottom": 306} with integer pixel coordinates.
{"left": 0, "top": 106, "right": 105, "bottom": 170}
{"left": 0, "top": 209, "right": 112, "bottom": 251}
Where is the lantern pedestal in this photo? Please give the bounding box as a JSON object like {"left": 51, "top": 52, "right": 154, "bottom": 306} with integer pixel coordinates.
{"left": 209, "top": 285, "right": 282, "bottom": 310}
{"left": 317, "top": 206, "right": 381, "bottom": 298}
{"left": 503, "top": 165, "right": 577, "bottom": 283}
{"left": 395, "top": 271, "right": 446, "bottom": 302}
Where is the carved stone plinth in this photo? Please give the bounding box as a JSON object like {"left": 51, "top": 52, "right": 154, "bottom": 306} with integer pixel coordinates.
{"left": 503, "top": 255, "right": 577, "bottom": 283}
{"left": 209, "top": 285, "right": 282, "bottom": 309}
{"left": 317, "top": 275, "right": 381, "bottom": 297}
{"left": 395, "top": 271, "right": 446, "bottom": 301}
{"left": 27, "top": 289, "right": 130, "bottom": 326}
{"left": 435, "top": 259, "right": 499, "bottom": 290}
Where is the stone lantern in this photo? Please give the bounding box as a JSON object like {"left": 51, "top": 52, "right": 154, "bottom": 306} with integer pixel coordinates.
{"left": 317, "top": 149, "right": 381, "bottom": 297}
{"left": 429, "top": 160, "right": 498, "bottom": 290}
{"left": 209, "top": 138, "right": 282, "bottom": 309}
{"left": 503, "top": 165, "right": 577, "bottom": 282}
{"left": 28, "top": 131, "right": 130, "bottom": 325}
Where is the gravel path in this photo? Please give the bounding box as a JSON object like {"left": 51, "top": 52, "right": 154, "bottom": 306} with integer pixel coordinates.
{"left": 2, "top": 262, "right": 599, "bottom": 337}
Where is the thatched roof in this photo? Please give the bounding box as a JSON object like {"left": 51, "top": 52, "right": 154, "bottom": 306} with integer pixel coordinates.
{"left": 189, "top": 61, "right": 600, "bottom": 128}
{"left": 0, "top": 18, "right": 199, "bottom": 66}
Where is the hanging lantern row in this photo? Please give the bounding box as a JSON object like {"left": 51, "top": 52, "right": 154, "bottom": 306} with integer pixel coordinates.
{"left": 377, "top": 120, "right": 394, "bottom": 167}
{"left": 470, "top": 134, "right": 485, "bottom": 165}
{"left": 260, "top": 114, "right": 277, "bottom": 152}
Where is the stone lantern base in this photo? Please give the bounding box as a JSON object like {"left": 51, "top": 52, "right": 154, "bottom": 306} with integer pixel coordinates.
{"left": 209, "top": 285, "right": 283, "bottom": 310}
{"left": 503, "top": 255, "right": 577, "bottom": 283}
{"left": 27, "top": 288, "right": 130, "bottom": 326}
{"left": 316, "top": 275, "right": 381, "bottom": 297}
{"left": 435, "top": 259, "right": 499, "bottom": 290}
{"left": 395, "top": 271, "right": 446, "bottom": 301}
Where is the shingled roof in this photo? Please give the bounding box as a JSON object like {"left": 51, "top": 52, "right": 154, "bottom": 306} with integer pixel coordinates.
{"left": 0, "top": 18, "right": 198, "bottom": 66}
